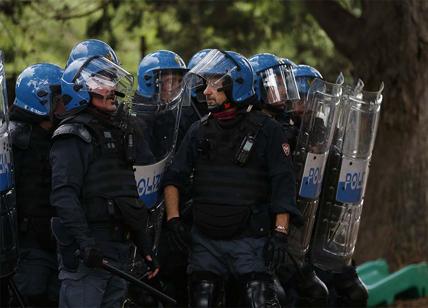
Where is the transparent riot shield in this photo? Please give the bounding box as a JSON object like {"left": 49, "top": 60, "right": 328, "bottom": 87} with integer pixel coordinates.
{"left": 131, "top": 90, "right": 183, "bottom": 253}
{"left": 0, "top": 50, "right": 18, "bottom": 278}
{"left": 310, "top": 80, "right": 383, "bottom": 272}
{"left": 287, "top": 74, "right": 344, "bottom": 264}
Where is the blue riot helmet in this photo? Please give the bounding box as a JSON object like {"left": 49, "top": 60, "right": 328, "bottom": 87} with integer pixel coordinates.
{"left": 61, "top": 56, "right": 133, "bottom": 114}
{"left": 294, "top": 64, "right": 323, "bottom": 97}
{"left": 137, "top": 50, "right": 188, "bottom": 104}
{"left": 187, "top": 49, "right": 213, "bottom": 70}
{"left": 66, "top": 39, "right": 120, "bottom": 68}
{"left": 281, "top": 57, "right": 297, "bottom": 68}
{"left": 249, "top": 53, "right": 300, "bottom": 110}
{"left": 185, "top": 49, "right": 255, "bottom": 107}
{"left": 13, "top": 63, "right": 63, "bottom": 120}
{"left": 293, "top": 64, "right": 323, "bottom": 116}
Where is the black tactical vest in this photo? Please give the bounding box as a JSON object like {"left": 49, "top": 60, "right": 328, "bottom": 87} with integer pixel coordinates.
{"left": 192, "top": 111, "right": 270, "bottom": 238}
{"left": 66, "top": 113, "right": 139, "bottom": 201}
{"left": 54, "top": 113, "right": 138, "bottom": 217}
{"left": 10, "top": 121, "right": 54, "bottom": 219}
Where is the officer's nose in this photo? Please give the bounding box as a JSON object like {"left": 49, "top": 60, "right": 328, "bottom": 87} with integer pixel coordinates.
{"left": 203, "top": 85, "right": 213, "bottom": 96}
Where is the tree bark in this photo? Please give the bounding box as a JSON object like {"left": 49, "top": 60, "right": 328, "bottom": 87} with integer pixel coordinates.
{"left": 306, "top": 0, "right": 428, "bottom": 268}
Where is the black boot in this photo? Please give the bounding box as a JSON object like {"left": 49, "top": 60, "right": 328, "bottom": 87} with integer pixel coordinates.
{"left": 295, "top": 264, "right": 329, "bottom": 307}
{"left": 189, "top": 271, "right": 224, "bottom": 308}
{"left": 333, "top": 265, "right": 368, "bottom": 307}
{"left": 240, "top": 272, "right": 280, "bottom": 308}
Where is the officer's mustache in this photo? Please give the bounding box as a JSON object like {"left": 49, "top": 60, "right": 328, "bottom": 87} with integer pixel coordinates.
{"left": 115, "top": 90, "right": 125, "bottom": 98}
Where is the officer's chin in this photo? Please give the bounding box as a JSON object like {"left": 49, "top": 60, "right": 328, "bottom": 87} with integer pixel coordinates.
{"left": 207, "top": 100, "right": 220, "bottom": 109}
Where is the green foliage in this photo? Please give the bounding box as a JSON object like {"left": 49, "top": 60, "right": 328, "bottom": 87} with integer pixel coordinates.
{"left": 0, "top": 0, "right": 352, "bottom": 83}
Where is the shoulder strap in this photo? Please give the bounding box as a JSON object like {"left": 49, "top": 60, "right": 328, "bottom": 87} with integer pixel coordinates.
{"left": 199, "top": 112, "right": 211, "bottom": 126}
{"left": 52, "top": 123, "right": 92, "bottom": 143}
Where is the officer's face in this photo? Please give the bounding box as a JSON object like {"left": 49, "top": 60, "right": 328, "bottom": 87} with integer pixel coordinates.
{"left": 265, "top": 74, "right": 288, "bottom": 109}
{"left": 159, "top": 73, "right": 183, "bottom": 103}
{"left": 203, "top": 77, "right": 227, "bottom": 107}
{"left": 91, "top": 89, "right": 117, "bottom": 113}
{"left": 293, "top": 98, "right": 305, "bottom": 117}
{"left": 88, "top": 75, "right": 118, "bottom": 113}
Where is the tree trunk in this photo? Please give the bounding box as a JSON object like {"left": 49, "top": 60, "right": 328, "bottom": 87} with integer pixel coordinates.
{"left": 306, "top": 0, "right": 428, "bottom": 268}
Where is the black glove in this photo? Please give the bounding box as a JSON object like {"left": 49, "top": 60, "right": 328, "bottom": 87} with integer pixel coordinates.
{"left": 166, "top": 217, "right": 191, "bottom": 254}
{"left": 81, "top": 246, "right": 104, "bottom": 268}
{"left": 264, "top": 231, "right": 288, "bottom": 271}
{"left": 144, "top": 254, "right": 160, "bottom": 272}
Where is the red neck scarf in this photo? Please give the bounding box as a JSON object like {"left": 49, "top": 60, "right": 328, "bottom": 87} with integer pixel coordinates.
{"left": 212, "top": 104, "right": 237, "bottom": 121}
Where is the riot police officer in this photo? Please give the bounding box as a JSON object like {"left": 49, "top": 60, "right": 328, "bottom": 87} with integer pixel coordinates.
{"left": 250, "top": 54, "right": 334, "bottom": 307}
{"left": 129, "top": 50, "right": 189, "bottom": 306}
{"left": 163, "top": 49, "right": 302, "bottom": 307}
{"left": 9, "top": 63, "right": 63, "bottom": 307}
{"left": 50, "top": 56, "right": 158, "bottom": 308}
{"left": 133, "top": 50, "right": 188, "bottom": 158}
{"left": 66, "top": 38, "right": 120, "bottom": 67}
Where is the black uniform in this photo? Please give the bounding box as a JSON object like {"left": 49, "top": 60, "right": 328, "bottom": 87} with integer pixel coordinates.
{"left": 50, "top": 108, "right": 150, "bottom": 308}
{"left": 163, "top": 109, "right": 301, "bottom": 306}
{"left": 9, "top": 116, "right": 59, "bottom": 307}
{"left": 272, "top": 111, "right": 300, "bottom": 155}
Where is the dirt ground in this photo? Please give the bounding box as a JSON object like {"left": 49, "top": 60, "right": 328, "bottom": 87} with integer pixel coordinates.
{"left": 392, "top": 297, "right": 428, "bottom": 307}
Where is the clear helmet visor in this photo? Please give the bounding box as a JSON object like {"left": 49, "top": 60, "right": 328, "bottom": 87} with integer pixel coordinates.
{"left": 181, "top": 74, "right": 206, "bottom": 107}
{"left": 74, "top": 56, "right": 133, "bottom": 106}
{"left": 259, "top": 64, "right": 300, "bottom": 109}
{"left": 155, "top": 70, "right": 186, "bottom": 104}
{"left": 185, "top": 49, "right": 237, "bottom": 94}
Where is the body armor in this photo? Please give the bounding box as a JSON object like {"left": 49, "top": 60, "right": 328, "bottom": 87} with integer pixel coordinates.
{"left": 53, "top": 112, "right": 138, "bottom": 223}
{"left": 192, "top": 111, "right": 271, "bottom": 239}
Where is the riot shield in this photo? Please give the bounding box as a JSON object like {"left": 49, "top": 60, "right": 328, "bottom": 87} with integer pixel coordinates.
{"left": 0, "top": 50, "right": 18, "bottom": 279}
{"left": 310, "top": 80, "right": 383, "bottom": 272}
{"left": 131, "top": 91, "right": 183, "bottom": 253}
{"left": 287, "top": 74, "right": 344, "bottom": 264}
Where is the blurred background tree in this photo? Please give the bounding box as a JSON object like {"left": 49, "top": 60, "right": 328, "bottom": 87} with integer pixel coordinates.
{"left": 0, "top": 0, "right": 351, "bottom": 89}
{"left": 0, "top": 0, "right": 426, "bottom": 269}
